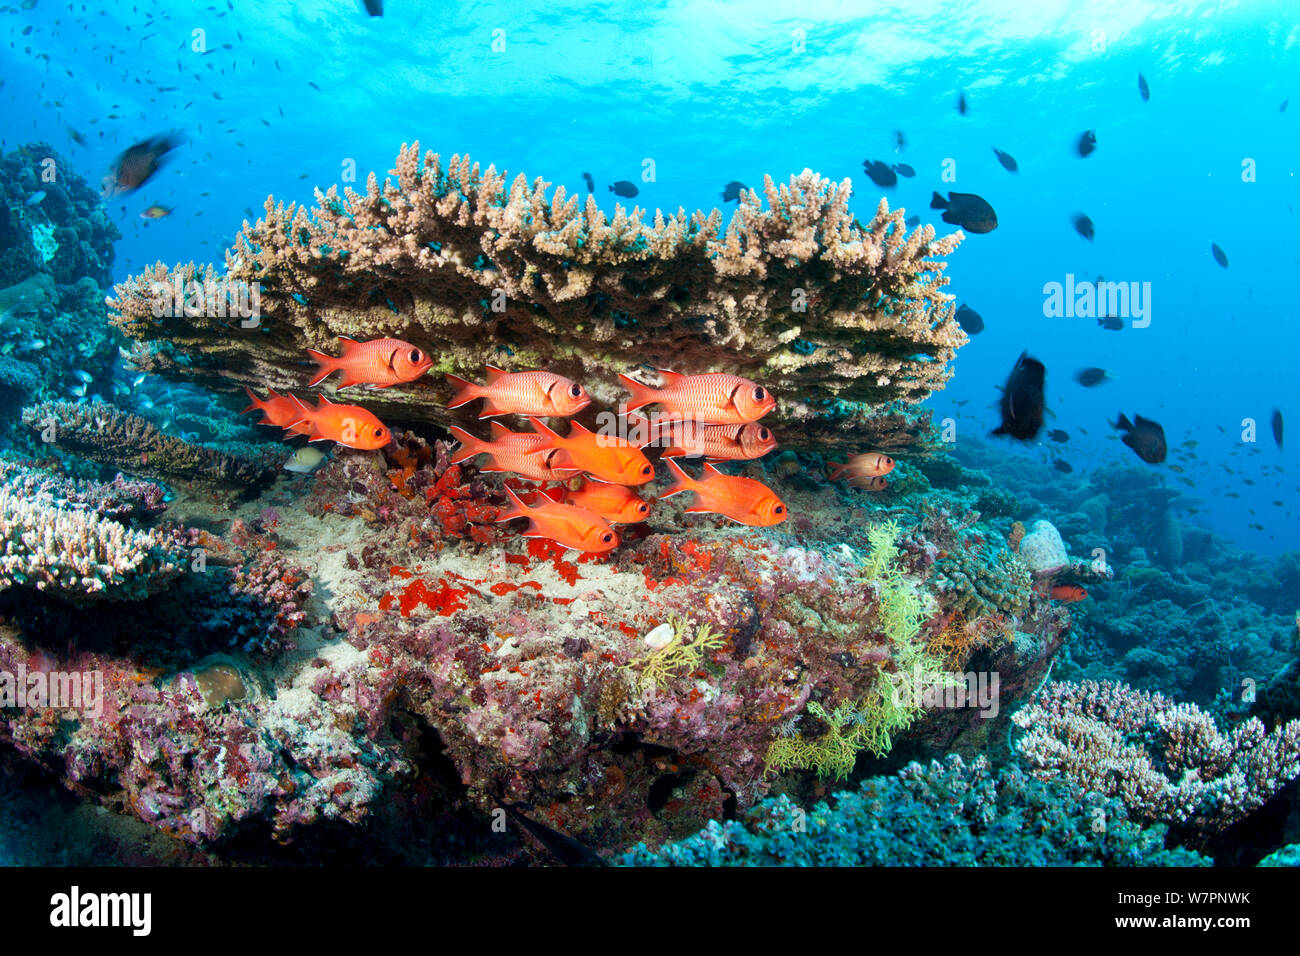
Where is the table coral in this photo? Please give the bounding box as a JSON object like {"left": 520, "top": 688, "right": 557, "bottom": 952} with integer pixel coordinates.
{"left": 106, "top": 144, "right": 966, "bottom": 449}
{"left": 1012, "top": 679, "right": 1300, "bottom": 838}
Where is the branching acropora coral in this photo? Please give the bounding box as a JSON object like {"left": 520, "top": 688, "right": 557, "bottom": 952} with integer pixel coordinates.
{"left": 1013, "top": 679, "right": 1300, "bottom": 836}
{"left": 106, "top": 144, "right": 966, "bottom": 448}
{"left": 21, "top": 400, "right": 280, "bottom": 488}
{"left": 0, "top": 485, "right": 185, "bottom": 601}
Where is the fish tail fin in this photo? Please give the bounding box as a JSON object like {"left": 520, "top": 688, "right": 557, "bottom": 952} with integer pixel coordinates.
{"left": 240, "top": 385, "right": 262, "bottom": 416}
{"left": 929, "top": 191, "right": 948, "bottom": 210}
{"left": 306, "top": 348, "right": 336, "bottom": 387}
{"left": 659, "top": 458, "right": 694, "bottom": 499}
{"left": 444, "top": 372, "right": 481, "bottom": 409}
{"left": 447, "top": 426, "right": 486, "bottom": 464}
{"left": 495, "top": 487, "right": 531, "bottom": 523}
{"left": 618, "top": 372, "right": 657, "bottom": 413}
{"left": 827, "top": 461, "right": 847, "bottom": 481}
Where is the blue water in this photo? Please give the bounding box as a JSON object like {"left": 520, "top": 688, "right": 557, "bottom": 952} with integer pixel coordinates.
{"left": 6, "top": 0, "right": 1293, "bottom": 553}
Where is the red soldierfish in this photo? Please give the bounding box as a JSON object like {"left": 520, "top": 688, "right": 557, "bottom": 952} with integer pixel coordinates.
{"left": 307, "top": 336, "right": 433, "bottom": 389}
{"left": 827, "top": 452, "right": 896, "bottom": 481}
{"left": 286, "top": 394, "right": 392, "bottom": 449}
{"left": 448, "top": 423, "right": 579, "bottom": 481}
{"left": 661, "top": 459, "right": 788, "bottom": 527}
{"left": 528, "top": 417, "right": 655, "bottom": 485}
{"left": 242, "top": 386, "right": 313, "bottom": 436}
{"left": 445, "top": 366, "right": 590, "bottom": 418}
{"left": 496, "top": 487, "right": 619, "bottom": 553}
{"left": 546, "top": 479, "right": 651, "bottom": 523}
{"left": 628, "top": 412, "right": 776, "bottom": 461}
{"left": 618, "top": 369, "right": 776, "bottom": 424}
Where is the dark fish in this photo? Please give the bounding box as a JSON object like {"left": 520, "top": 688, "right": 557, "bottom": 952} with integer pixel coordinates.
{"left": 957, "top": 91, "right": 968, "bottom": 115}
{"left": 1098, "top": 315, "right": 1124, "bottom": 331}
{"left": 1115, "top": 412, "right": 1167, "bottom": 464}
{"left": 931, "top": 191, "right": 997, "bottom": 233}
{"left": 1211, "top": 243, "right": 1228, "bottom": 268}
{"left": 1072, "top": 213, "right": 1095, "bottom": 241}
{"left": 503, "top": 803, "right": 606, "bottom": 867}
{"left": 1281, "top": 99, "right": 1289, "bottom": 113}
{"left": 955, "top": 304, "right": 984, "bottom": 335}
{"left": 894, "top": 129, "right": 907, "bottom": 152}
{"left": 1077, "top": 129, "right": 1097, "bottom": 157}
{"left": 101, "top": 133, "right": 182, "bottom": 197}
{"left": 1048, "top": 429, "right": 1069, "bottom": 443}
{"left": 862, "top": 160, "right": 897, "bottom": 187}
{"left": 992, "top": 147, "right": 1018, "bottom": 172}
{"left": 608, "top": 180, "right": 639, "bottom": 198}
{"left": 893, "top": 163, "right": 916, "bottom": 178}
{"left": 67, "top": 125, "right": 87, "bottom": 147}
{"left": 1052, "top": 459, "right": 1074, "bottom": 473}
{"left": 581, "top": 171, "right": 594, "bottom": 194}
{"left": 1272, "top": 408, "right": 1284, "bottom": 450}
{"left": 1074, "top": 367, "right": 1111, "bottom": 387}
{"left": 992, "top": 351, "right": 1046, "bottom": 440}
{"left": 363, "top": 0, "right": 383, "bottom": 15}
{"left": 721, "top": 180, "right": 748, "bottom": 202}
{"left": 905, "top": 214, "right": 920, "bottom": 228}
{"left": 1138, "top": 72, "right": 1150, "bottom": 102}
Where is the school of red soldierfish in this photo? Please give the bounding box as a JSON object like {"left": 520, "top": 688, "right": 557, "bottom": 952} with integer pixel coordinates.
{"left": 240, "top": 336, "right": 899, "bottom": 552}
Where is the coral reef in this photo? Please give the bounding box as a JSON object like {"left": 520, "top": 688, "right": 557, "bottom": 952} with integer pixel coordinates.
{"left": 0, "top": 458, "right": 167, "bottom": 520}
{"left": 620, "top": 754, "right": 1209, "bottom": 866}
{"left": 107, "top": 145, "right": 967, "bottom": 448}
{"left": 22, "top": 400, "right": 281, "bottom": 489}
{"left": 0, "top": 484, "right": 185, "bottom": 602}
{"left": 1013, "top": 679, "right": 1300, "bottom": 838}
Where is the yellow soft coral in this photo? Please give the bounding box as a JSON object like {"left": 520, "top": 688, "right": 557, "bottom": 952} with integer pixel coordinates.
{"left": 623, "top": 616, "right": 726, "bottom": 694}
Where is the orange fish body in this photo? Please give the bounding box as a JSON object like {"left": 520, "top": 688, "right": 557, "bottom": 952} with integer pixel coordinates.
{"left": 497, "top": 487, "right": 619, "bottom": 553}
{"left": 619, "top": 369, "right": 776, "bottom": 424}
{"left": 828, "top": 452, "right": 896, "bottom": 481}
{"left": 242, "top": 386, "right": 313, "bottom": 436}
{"left": 629, "top": 412, "right": 777, "bottom": 461}
{"left": 287, "top": 394, "right": 391, "bottom": 449}
{"left": 448, "top": 423, "right": 578, "bottom": 481}
{"left": 554, "top": 479, "right": 651, "bottom": 523}
{"left": 529, "top": 417, "right": 654, "bottom": 485}
{"left": 307, "top": 336, "right": 433, "bottom": 389}
{"left": 446, "top": 366, "right": 589, "bottom": 418}
{"left": 846, "top": 474, "right": 889, "bottom": 492}
{"left": 661, "top": 459, "right": 788, "bottom": 526}
{"left": 1050, "top": 585, "right": 1088, "bottom": 603}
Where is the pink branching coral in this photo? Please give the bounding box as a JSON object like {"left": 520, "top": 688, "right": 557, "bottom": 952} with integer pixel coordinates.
{"left": 105, "top": 144, "right": 966, "bottom": 448}
{"left": 1012, "top": 679, "right": 1300, "bottom": 836}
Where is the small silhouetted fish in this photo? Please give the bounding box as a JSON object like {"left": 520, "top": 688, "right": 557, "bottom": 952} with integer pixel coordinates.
{"left": 863, "top": 160, "right": 897, "bottom": 187}
{"left": 905, "top": 214, "right": 920, "bottom": 228}
{"left": 1073, "top": 213, "right": 1095, "bottom": 241}
{"left": 1138, "top": 72, "right": 1150, "bottom": 102}
{"left": 1115, "top": 412, "right": 1167, "bottom": 464}
{"left": 992, "top": 147, "right": 1018, "bottom": 172}
{"left": 363, "top": 0, "right": 383, "bottom": 15}
{"left": 1048, "top": 429, "right": 1069, "bottom": 443}
{"left": 894, "top": 163, "right": 916, "bottom": 178}
{"left": 957, "top": 91, "right": 968, "bottom": 115}
{"left": 67, "top": 125, "right": 87, "bottom": 147}
{"left": 1074, "top": 367, "right": 1112, "bottom": 387}
{"left": 1211, "top": 243, "right": 1228, "bottom": 268}
{"left": 992, "top": 351, "right": 1046, "bottom": 440}
{"left": 955, "top": 304, "right": 984, "bottom": 334}
{"left": 1272, "top": 408, "right": 1284, "bottom": 450}
{"left": 1053, "top": 459, "right": 1073, "bottom": 473}
{"left": 609, "top": 180, "right": 639, "bottom": 198}
{"left": 24, "top": 191, "right": 45, "bottom": 206}
{"left": 1098, "top": 316, "right": 1123, "bottom": 331}
{"left": 102, "top": 132, "right": 182, "bottom": 197}
{"left": 1281, "top": 99, "right": 1289, "bottom": 113}
{"left": 581, "top": 171, "right": 594, "bottom": 194}
{"left": 1077, "top": 129, "right": 1097, "bottom": 157}
{"left": 721, "top": 180, "right": 748, "bottom": 202}
{"left": 931, "top": 191, "right": 997, "bottom": 233}
{"left": 894, "top": 129, "right": 907, "bottom": 152}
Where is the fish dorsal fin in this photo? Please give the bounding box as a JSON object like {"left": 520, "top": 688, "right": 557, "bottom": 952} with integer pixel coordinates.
{"left": 567, "top": 419, "right": 592, "bottom": 436}
{"left": 656, "top": 368, "right": 685, "bottom": 383}
{"left": 490, "top": 421, "right": 511, "bottom": 439}
{"left": 317, "top": 393, "right": 336, "bottom": 408}
{"left": 703, "top": 462, "right": 725, "bottom": 477}
{"left": 337, "top": 336, "right": 359, "bottom": 355}
{"left": 485, "top": 365, "right": 507, "bottom": 384}
{"left": 528, "top": 416, "right": 562, "bottom": 441}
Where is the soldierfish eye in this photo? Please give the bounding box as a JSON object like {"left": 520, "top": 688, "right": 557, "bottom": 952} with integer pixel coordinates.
{"left": 753, "top": 386, "right": 766, "bottom": 402}
{"left": 569, "top": 383, "right": 583, "bottom": 398}
{"left": 374, "top": 428, "right": 385, "bottom": 438}
{"left": 601, "top": 533, "right": 614, "bottom": 544}
{"left": 758, "top": 427, "right": 770, "bottom": 440}
{"left": 640, "top": 464, "right": 652, "bottom": 476}
{"left": 774, "top": 505, "right": 785, "bottom": 514}
{"left": 409, "top": 349, "right": 422, "bottom": 363}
